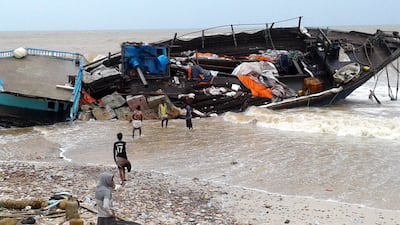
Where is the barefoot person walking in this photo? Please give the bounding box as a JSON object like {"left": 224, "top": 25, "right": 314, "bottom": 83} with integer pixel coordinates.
{"left": 131, "top": 106, "right": 143, "bottom": 138}
{"left": 158, "top": 100, "right": 169, "bottom": 128}
{"left": 113, "top": 133, "right": 131, "bottom": 185}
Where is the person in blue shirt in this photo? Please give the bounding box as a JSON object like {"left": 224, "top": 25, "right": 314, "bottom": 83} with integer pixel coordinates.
{"left": 185, "top": 103, "right": 193, "bottom": 130}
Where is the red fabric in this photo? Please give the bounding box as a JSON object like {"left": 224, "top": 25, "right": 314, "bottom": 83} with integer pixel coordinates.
{"left": 187, "top": 66, "right": 192, "bottom": 80}
{"left": 80, "top": 89, "right": 96, "bottom": 105}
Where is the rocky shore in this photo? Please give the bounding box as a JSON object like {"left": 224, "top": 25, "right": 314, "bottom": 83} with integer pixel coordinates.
{"left": 0, "top": 161, "right": 239, "bottom": 225}
{"left": 2, "top": 160, "right": 400, "bottom": 225}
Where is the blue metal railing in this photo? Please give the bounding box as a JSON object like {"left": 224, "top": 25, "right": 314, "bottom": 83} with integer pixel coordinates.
{"left": 27, "top": 48, "right": 80, "bottom": 61}
{"left": 0, "top": 50, "right": 14, "bottom": 58}
{"left": 0, "top": 47, "right": 80, "bottom": 62}
{"left": 68, "top": 56, "right": 85, "bottom": 122}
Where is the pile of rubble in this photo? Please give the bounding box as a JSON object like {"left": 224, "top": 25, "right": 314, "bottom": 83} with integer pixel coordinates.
{"left": 77, "top": 92, "right": 182, "bottom": 122}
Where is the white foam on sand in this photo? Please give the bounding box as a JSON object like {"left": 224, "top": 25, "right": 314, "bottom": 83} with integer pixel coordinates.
{"left": 59, "top": 147, "right": 71, "bottom": 162}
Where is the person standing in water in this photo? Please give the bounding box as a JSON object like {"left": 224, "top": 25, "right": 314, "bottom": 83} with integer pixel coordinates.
{"left": 113, "top": 133, "right": 131, "bottom": 185}
{"left": 185, "top": 102, "right": 193, "bottom": 130}
{"left": 95, "top": 172, "right": 116, "bottom": 225}
{"left": 131, "top": 106, "right": 143, "bottom": 138}
{"left": 158, "top": 100, "right": 169, "bottom": 128}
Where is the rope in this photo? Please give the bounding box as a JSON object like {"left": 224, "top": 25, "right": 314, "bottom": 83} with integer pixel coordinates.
{"left": 396, "top": 58, "right": 399, "bottom": 100}
{"left": 352, "top": 45, "right": 369, "bottom": 66}
{"left": 357, "top": 34, "right": 399, "bottom": 101}
{"left": 328, "top": 91, "right": 341, "bottom": 105}
{"left": 385, "top": 66, "right": 395, "bottom": 100}
{"left": 369, "top": 70, "right": 383, "bottom": 103}
{"left": 363, "top": 40, "right": 373, "bottom": 66}
{"left": 372, "top": 70, "right": 383, "bottom": 91}
{"left": 349, "top": 37, "right": 375, "bottom": 67}
{"left": 173, "top": 17, "right": 302, "bottom": 40}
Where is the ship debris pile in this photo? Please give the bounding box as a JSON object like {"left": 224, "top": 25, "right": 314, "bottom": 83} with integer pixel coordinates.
{"left": 77, "top": 19, "right": 400, "bottom": 123}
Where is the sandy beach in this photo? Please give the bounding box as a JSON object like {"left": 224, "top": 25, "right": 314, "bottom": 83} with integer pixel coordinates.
{"left": 1, "top": 132, "right": 399, "bottom": 225}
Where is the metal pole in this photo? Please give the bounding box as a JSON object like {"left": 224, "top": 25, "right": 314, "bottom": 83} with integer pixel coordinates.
{"left": 298, "top": 16, "right": 302, "bottom": 29}
{"left": 136, "top": 67, "right": 148, "bottom": 87}
{"left": 231, "top": 25, "right": 237, "bottom": 47}
{"left": 202, "top": 30, "right": 205, "bottom": 49}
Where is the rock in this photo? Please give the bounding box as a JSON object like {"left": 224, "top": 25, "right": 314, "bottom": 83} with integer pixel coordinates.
{"left": 77, "top": 111, "right": 92, "bottom": 121}
{"left": 101, "top": 92, "right": 126, "bottom": 109}
{"left": 146, "top": 95, "right": 165, "bottom": 109}
{"left": 126, "top": 95, "right": 149, "bottom": 111}
{"left": 20, "top": 217, "right": 35, "bottom": 224}
{"left": 92, "top": 105, "right": 116, "bottom": 120}
{"left": 114, "top": 106, "right": 132, "bottom": 120}
{"left": 168, "top": 106, "right": 183, "bottom": 119}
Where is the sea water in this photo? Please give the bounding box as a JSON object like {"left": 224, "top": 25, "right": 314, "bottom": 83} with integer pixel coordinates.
{"left": 1, "top": 26, "right": 400, "bottom": 211}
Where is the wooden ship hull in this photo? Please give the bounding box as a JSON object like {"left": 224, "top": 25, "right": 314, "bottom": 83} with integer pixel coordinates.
{"left": 82, "top": 17, "right": 400, "bottom": 117}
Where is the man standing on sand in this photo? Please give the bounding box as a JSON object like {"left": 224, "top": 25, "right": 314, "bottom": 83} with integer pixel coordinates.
{"left": 113, "top": 133, "right": 131, "bottom": 185}
{"left": 158, "top": 100, "right": 169, "bottom": 128}
{"left": 95, "top": 172, "right": 116, "bottom": 225}
{"left": 131, "top": 106, "right": 143, "bottom": 138}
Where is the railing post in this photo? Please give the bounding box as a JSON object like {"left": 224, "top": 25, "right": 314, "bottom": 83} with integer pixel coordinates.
{"left": 231, "top": 24, "right": 237, "bottom": 47}
{"left": 298, "top": 16, "right": 302, "bottom": 29}
{"left": 201, "top": 30, "right": 205, "bottom": 49}
{"left": 266, "top": 23, "right": 275, "bottom": 50}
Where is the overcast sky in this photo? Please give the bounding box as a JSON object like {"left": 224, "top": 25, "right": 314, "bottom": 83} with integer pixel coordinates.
{"left": 1, "top": 0, "right": 398, "bottom": 31}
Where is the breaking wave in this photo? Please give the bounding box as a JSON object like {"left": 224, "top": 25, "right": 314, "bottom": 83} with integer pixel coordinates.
{"left": 224, "top": 61, "right": 400, "bottom": 141}
{"left": 224, "top": 105, "right": 400, "bottom": 141}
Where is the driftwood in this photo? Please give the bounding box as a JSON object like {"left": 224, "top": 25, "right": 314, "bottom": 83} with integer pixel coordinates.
{"left": 80, "top": 204, "right": 131, "bottom": 223}
{"left": 0, "top": 211, "right": 36, "bottom": 218}
{"left": 45, "top": 210, "right": 66, "bottom": 218}
{"left": 0, "top": 209, "right": 65, "bottom": 218}
{"left": 79, "top": 204, "right": 96, "bottom": 214}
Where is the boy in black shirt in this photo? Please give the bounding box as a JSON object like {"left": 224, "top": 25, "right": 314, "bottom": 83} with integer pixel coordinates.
{"left": 113, "top": 133, "right": 131, "bottom": 185}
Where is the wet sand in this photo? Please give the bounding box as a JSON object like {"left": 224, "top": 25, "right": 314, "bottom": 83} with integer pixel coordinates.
{"left": 1, "top": 121, "right": 400, "bottom": 224}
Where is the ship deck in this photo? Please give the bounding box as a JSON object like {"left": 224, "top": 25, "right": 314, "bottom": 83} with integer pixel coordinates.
{"left": 0, "top": 55, "right": 80, "bottom": 101}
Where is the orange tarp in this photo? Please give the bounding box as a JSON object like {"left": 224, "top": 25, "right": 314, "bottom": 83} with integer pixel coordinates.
{"left": 193, "top": 52, "right": 218, "bottom": 58}
{"left": 80, "top": 89, "right": 97, "bottom": 105}
{"left": 237, "top": 75, "right": 273, "bottom": 99}
{"left": 247, "top": 55, "right": 273, "bottom": 61}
